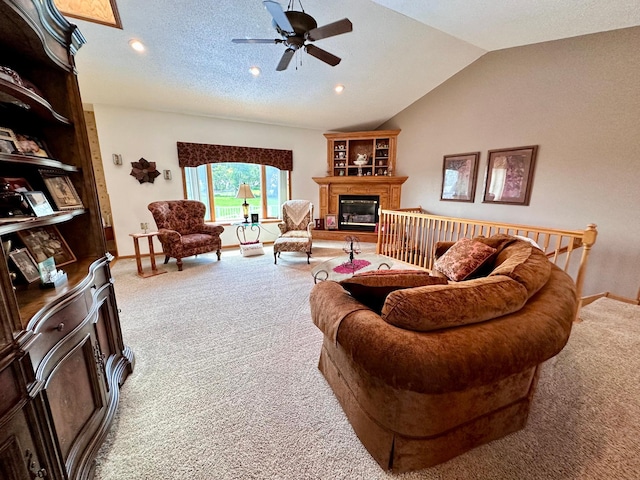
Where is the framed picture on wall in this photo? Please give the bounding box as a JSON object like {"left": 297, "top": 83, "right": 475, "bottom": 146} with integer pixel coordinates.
{"left": 482, "top": 145, "right": 538, "bottom": 205}
{"left": 440, "top": 152, "right": 480, "bottom": 202}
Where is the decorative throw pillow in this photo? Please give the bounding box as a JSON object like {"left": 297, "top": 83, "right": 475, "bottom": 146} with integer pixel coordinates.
{"left": 339, "top": 270, "right": 447, "bottom": 313}
{"left": 434, "top": 237, "right": 497, "bottom": 281}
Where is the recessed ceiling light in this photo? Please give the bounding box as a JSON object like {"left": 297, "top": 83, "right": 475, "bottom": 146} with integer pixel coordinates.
{"left": 249, "top": 66, "right": 261, "bottom": 76}
{"left": 334, "top": 84, "right": 345, "bottom": 94}
{"left": 129, "top": 39, "right": 145, "bottom": 52}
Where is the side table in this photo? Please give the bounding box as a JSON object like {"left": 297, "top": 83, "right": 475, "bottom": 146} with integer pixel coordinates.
{"left": 233, "top": 222, "right": 265, "bottom": 256}
{"left": 129, "top": 232, "right": 167, "bottom": 278}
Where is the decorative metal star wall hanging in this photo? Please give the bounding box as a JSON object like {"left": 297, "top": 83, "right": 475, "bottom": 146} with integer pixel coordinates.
{"left": 130, "top": 158, "right": 161, "bottom": 184}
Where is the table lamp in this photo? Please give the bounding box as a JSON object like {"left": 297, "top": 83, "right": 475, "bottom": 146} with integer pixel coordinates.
{"left": 235, "top": 183, "right": 254, "bottom": 223}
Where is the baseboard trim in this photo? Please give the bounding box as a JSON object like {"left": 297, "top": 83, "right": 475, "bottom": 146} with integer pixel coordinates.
{"left": 581, "top": 292, "right": 639, "bottom": 307}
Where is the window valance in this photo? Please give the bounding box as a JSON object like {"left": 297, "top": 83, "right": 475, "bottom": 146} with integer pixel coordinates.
{"left": 177, "top": 142, "right": 293, "bottom": 171}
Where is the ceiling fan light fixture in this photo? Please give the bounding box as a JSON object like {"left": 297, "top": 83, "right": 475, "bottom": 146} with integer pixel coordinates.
{"left": 129, "top": 39, "right": 145, "bottom": 52}
{"left": 334, "top": 84, "right": 345, "bottom": 94}
{"left": 249, "top": 66, "right": 261, "bottom": 76}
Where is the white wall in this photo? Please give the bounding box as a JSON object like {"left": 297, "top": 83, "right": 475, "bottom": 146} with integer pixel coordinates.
{"left": 93, "top": 105, "right": 326, "bottom": 256}
{"left": 381, "top": 27, "right": 640, "bottom": 298}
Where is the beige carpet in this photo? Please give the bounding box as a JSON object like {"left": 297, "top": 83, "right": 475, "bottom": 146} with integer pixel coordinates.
{"left": 94, "top": 241, "right": 640, "bottom": 479}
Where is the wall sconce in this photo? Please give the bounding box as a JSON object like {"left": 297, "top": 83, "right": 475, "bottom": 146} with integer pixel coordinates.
{"left": 163, "top": 170, "right": 172, "bottom": 180}
{"left": 112, "top": 154, "right": 123, "bottom": 165}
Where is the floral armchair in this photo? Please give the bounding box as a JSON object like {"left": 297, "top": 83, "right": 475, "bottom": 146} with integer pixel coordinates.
{"left": 273, "top": 200, "right": 314, "bottom": 264}
{"left": 148, "top": 200, "right": 224, "bottom": 271}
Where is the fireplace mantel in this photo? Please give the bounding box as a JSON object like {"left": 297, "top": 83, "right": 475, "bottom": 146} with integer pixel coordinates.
{"left": 312, "top": 175, "right": 408, "bottom": 221}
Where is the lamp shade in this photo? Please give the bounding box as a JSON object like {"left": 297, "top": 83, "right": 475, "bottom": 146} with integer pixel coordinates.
{"left": 235, "top": 183, "right": 255, "bottom": 199}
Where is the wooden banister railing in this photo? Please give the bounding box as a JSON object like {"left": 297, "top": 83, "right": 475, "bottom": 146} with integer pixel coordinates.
{"left": 376, "top": 209, "right": 597, "bottom": 302}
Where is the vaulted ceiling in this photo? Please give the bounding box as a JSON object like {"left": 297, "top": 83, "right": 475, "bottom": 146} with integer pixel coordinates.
{"left": 70, "top": 0, "right": 640, "bottom": 131}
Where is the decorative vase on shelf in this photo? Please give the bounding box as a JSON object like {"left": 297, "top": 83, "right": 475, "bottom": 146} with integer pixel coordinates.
{"left": 354, "top": 153, "right": 368, "bottom": 176}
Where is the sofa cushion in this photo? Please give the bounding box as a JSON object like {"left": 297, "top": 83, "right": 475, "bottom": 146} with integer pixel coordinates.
{"left": 340, "top": 270, "right": 447, "bottom": 313}
{"left": 382, "top": 275, "right": 529, "bottom": 332}
{"left": 434, "top": 238, "right": 497, "bottom": 281}
{"left": 490, "top": 241, "right": 551, "bottom": 298}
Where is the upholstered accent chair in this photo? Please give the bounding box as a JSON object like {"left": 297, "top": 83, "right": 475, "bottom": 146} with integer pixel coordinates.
{"left": 273, "top": 200, "right": 313, "bottom": 264}
{"left": 148, "top": 200, "right": 224, "bottom": 271}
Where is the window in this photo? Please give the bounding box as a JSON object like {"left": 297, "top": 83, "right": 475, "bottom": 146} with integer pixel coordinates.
{"left": 184, "top": 163, "right": 289, "bottom": 222}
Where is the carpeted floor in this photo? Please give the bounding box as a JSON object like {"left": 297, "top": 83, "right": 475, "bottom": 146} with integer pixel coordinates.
{"left": 93, "top": 241, "right": 640, "bottom": 479}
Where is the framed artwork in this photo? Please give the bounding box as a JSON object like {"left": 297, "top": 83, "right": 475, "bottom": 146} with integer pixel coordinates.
{"left": 251, "top": 213, "right": 259, "bottom": 223}
{"left": 37, "top": 256, "right": 57, "bottom": 284}
{"left": 325, "top": 214, "right": 338, "bottom": 230}
{"left": 8, "top": 248, "right": 41, "bottom": 283}
{"left": 314, "top": 218, "right": 324, "bottom": 230}
{"left": 40, "top": 171, "right": 84, "bottom": 210}
{"left": 0, "top": 127, "right": 19, "bottom": 154}
{"left": 483, "top": 146, "right": 538, "bottom": 205}
{"left": 23, "top": 191, "right": 54, "bottom": 217}
{"left": 440, "top": 152, "right": 480, "bottom": 202}
{"left": 17, "top": 225, "right": 76, "bottom": 267}
{"left": 0, "top": 177, "right": 32, "bottom": 192}
{"left": 14, "top": 133, "right": 49, "bottom": 158}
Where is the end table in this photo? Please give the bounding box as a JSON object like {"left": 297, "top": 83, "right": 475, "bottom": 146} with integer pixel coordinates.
{"left": 129, "top": 232, "right": 167, "bottom": 278}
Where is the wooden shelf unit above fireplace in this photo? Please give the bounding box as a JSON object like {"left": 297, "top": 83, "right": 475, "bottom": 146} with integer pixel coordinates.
{"left": 324, "top": 129, "right": 400, "bottom": 177}
{"left": 314, "top": 130, "right": 406, "bottom": 241}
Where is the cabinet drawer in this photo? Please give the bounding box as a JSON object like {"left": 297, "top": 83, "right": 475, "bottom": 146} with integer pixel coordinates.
{"left": 29, "top": 294, "right": 89, "bottom": 369}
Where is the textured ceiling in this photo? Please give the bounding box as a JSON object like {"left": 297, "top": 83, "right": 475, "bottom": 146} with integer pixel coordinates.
{"left": 71, "top": 0, "right": 640, "bottom": 131}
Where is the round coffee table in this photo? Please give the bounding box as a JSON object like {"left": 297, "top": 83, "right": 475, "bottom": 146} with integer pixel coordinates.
{"left": 311, "top": 253, "right": 393, "bottom": 283}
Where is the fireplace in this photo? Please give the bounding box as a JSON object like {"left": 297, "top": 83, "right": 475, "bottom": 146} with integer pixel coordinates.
{"left": 338, "top": 195, "right": 379, "bottom": 231}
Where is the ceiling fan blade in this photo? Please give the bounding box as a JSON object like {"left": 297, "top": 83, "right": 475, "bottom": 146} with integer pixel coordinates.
{"left": 307, "top": 18, "right": 352, "bottom": 41}
{"left": 263, "top": 0, "right": 294, "bottom": 34}
{"left": 276, "top": 48, "right": 295, "bottom": 71}
{"left": 305, "top": 44, "right": 341, "bottom": 66}
{"left": 232, "top": 38, "right": 280, "bottom": 44}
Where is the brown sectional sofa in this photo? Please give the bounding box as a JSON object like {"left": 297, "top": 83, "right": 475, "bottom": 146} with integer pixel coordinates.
{"left": 310, "top": 236, "right": 578, "bottom": 472}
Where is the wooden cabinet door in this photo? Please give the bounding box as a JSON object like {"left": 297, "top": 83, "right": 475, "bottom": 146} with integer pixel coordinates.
{"left": 0, "top": 405, "right": 58, "bottom": 480}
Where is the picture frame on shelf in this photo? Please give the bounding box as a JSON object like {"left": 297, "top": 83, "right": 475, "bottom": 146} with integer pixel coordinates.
{"left": 8, "top": 248, "right": 41, "bottom": 283}
{"left": 440, "top": 152, "right": 480, "bottom": 202}
{"left": 17, "top": 225, "right": 76, "bottom": 267}
{"left": 314, "top": 218, "right": 324, "bottom": 230}
{"left": 23, "top": 191, "right": 54, "bottom": 217}
{"left": 325, "top": 214, "right": 338, "bottom": 230}
{"left": 40, "top": 170, "right": 84, "bottom": 210}
{"left": 483, "top": 145, "right": 538, "bottom": 206}
{"left": 14, "top": 133, "right": 49, "bottom": 158}
{"left": 37, "top": 256, "right": 57, "bottom": 283}
{"left": 251, "top": 213, "right": 259, "bottom": 223}
{"left": 0, "top": 127, "right": 19, "bottom": 154}
{"left": 0, "top": 177, "right": 32, "bottom": 192}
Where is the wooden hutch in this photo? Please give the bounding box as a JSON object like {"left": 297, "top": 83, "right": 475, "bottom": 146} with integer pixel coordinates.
{"left": 313, "top": 130, "right": 407, "bottom": 242}
{"left": 0, "top": 1, "right": 133, "bottom": 479}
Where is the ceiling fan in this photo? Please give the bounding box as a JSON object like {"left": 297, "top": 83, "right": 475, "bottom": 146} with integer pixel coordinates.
{"left": 232, "top": 0, "right": 353, "bottom": 71}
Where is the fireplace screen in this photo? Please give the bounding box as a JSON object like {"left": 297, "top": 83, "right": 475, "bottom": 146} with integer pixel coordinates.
{"left": 339, "top": 195, "right": 379, "bottom": 231}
